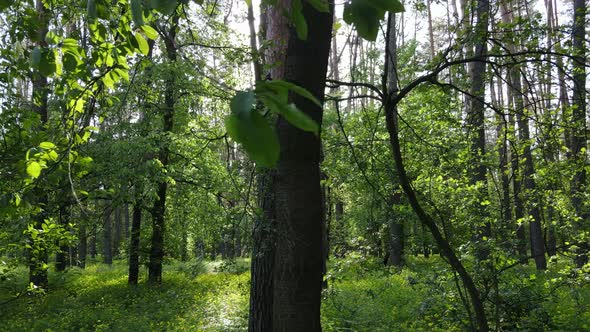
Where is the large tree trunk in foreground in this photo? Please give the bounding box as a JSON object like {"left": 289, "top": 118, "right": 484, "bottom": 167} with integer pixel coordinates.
{"left": 248, "top": 1, "right": 333, "bottom": 331}
{"left": 271, "top": 5, "right": 333, "bottom": 330}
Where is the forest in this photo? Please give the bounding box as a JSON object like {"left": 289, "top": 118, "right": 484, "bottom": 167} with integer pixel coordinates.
{"left": 0, "top": 0, "right": 589, "bottom": 331}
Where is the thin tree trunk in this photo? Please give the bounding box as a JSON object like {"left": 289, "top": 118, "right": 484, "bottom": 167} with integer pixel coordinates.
{"left": 500, "top": 0, "right": 527, "bottom": 260}
{"left": 113, "top": 206, "right": 122, "bottom": 257}
{"left": 383, "top": 9, "right": 489, "bottom": 331}
{"left": 28, "top": 0, "right": 50, "bottom": 289}
{"left": 427, "top": 0, "right": 435, "bottom": 60}
{"left": 124, "top": 203, "right": 130, "bottom": 239}
{"left": 384, "top": 13, "right": 404, "bottom": 267}
{"left": 148, "top": 14, "right": 179, "bottom": 284}
{"left": 103, "top": 204, "right": 113, "bottom": 265}
{"left": 502, "top": 0, "right": 546, "bottom": 269}
{"left": 55, "top": 203, "right": 69, "bottom": 271}
{"left": 571, "top": 0, "right": 588, "bottom": 267}
{"left": 467, "top": 0, "right": 491, "bottom": 261}
{"left": 128, "top": 203, "right": 142, "bottom": 285}
{"left": 89, "top": 226, "right": 97, "bottom": 259}
{"left": 78, "top": 222, "right": 87, "bottom": 268}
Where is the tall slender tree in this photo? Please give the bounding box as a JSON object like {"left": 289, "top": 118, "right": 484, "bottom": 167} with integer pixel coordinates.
{"left": 571, "top": 0, "right": 588, "bottom": 267}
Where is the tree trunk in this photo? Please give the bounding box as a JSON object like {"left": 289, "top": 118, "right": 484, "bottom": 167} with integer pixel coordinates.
{"left": 28, "top": 0, "right": 50, "bottom": 289}
{"left": 501, "top": 1, "right": 546, "bottom": 269}
{"left": 499, "top": 1, "right": 526, "bottom": 260}
{"left": 124, "top": 203, "right": 130, "bottom": 239}
{"left": 128, "top": 203, "right": 142, "bottom": 285}
{"left": 103, "top": 204, "right": 113, "bottom": 265}
{"left": 384, "top": 13, "right": 404, "bottom": 267}
{"left": 55, "top": 203, "right": 69, "bottom": 271}
{"left": 148, "top": 14, "right": 178, "bottom": 284}
{"left": 383, "top": 9, "right": 489, "bottom": 331}
{"left": 387, "top": 193, "right": 404, "bottom": 267}
{"left": 78, "top": 222, "right": 87, "bottom": 268}
{"left": 571, "top": 0, "right": 588, "bottom": 267}
{"left": 467, "top": 0, "right": 491, "bottom": 261}
{"left": 113, "top": 206, "right": 122, "bottom": 257}
{"left": 249, "top": 169, "right": 277, "bottom": 332}
{"left": 89, "top": 226, "right": 97, "bottom": 259}
{"left": 252, "top": 1, "right": 333, "bottom": 331}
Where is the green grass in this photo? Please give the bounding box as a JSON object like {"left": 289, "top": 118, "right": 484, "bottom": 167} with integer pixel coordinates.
{"left": 0, "top": 259, "right": 250, "bottom": 331}
{"left": 1, "top": 255, "right": 589, "bottom": 331}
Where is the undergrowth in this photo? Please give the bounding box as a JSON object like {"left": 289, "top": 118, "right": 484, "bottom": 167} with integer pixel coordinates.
{"left": 0, "top": 255, "right": 588, "bottom": 331}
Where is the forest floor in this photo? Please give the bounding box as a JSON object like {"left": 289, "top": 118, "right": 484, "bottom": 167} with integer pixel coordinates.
{"left": 0, "top": 255, "right": 589, "bottom": 331}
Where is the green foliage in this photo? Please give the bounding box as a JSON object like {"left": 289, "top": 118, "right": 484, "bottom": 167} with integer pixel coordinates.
{"left": 226, "top": 80, "right": 322, "bottom": 167}
{"left": 343, "top": 0, "right": 404, "bottom": 41}
{"left": 0, "top": 261, "right": 250, "bottom": 331}
{"left": 226, "top": 91, "right": 280, "bottom": 168}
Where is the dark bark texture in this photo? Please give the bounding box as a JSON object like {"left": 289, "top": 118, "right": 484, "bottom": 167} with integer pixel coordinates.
{"left": 128, "top": 203, "right": 142, "bottom": 285}
{"left": 271, "top": 2, "right": 333, "bottom": 328}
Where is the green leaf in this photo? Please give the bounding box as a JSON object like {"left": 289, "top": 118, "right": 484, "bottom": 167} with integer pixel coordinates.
{"left": 343, "top": 0, "right": 382, "bottom": 41}
{"left": 62, "top": 38, "right": 78, "bottom": 49}
{"left": 279, "top": 103, "right": 319, "bottom": 134}
{"left": 131, "top": 0, "right": 144, "bottom": 27}
{"left": 343, "top": 0, "right": 404, "bottom": 41}
{"left": 39, "top": 142, "right": 55, "bottom": 149}
{"left": 230, "top": 90, "right": 256, "bottom": 114}
{"left": 141, "top": 25, "right": 158, "bottom": 40}
{"left": 150, "top": 0, "right": 178, "bottom": 15}
{"left": 226, "top": 91, "right": 279, "bottom": 167}
{"left": 366, "top": 0, "right": 404, "bottom": 12}
{"left": 134, "top": 32, "right": 149, "bottom": 55}
{"left": 38, "top": 49, "right": 57, "bottom": 77}
{"left": 0, "top": 0, "right": 14, "bottom": 12}
{"left": 261, "top": 80, "right": 322, "bottom": 107}
{"left": 48, "top": 150, "right": 58, "bottom": 161}
{"left": 27, "top": 162, "right": 42, "bottom": 178}
{"left": 14, "top": 194, "right": 21, "bottom": 207}
{"left": 44, "top": 31, "right": 59, "bottom": 45}
{"left": 260, "top": 93, "right": 319, "bottom": 135}
{"left": 291, "top": 0, "right": 308, "bottom": 40}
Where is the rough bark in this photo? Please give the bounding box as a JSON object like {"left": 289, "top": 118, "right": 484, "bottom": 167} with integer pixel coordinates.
{"left": 248, "top": 170, "right": 277, "bottom": 332}
{"left": 259, "top": 1, "right": 333, "bottom": 330}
